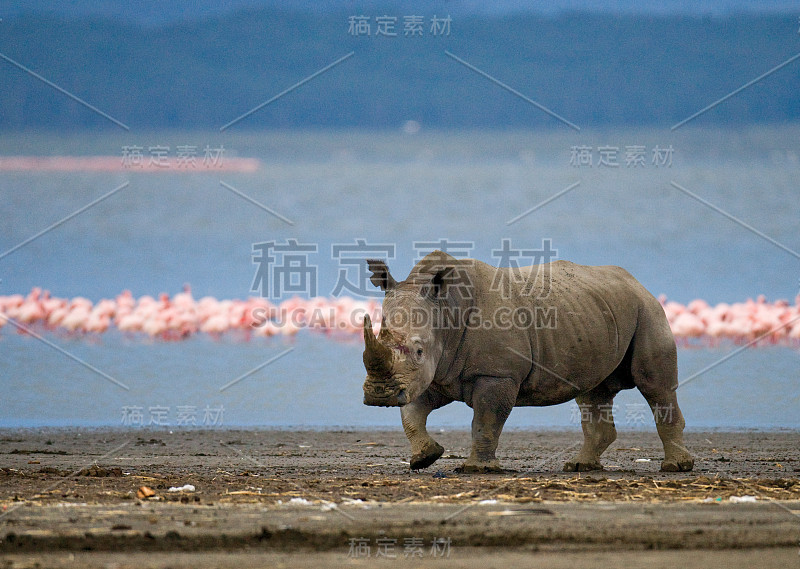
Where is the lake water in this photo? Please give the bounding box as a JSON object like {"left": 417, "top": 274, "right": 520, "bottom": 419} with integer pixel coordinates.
{"left": 1, "top": 126, "right": 798, "bottom": 429}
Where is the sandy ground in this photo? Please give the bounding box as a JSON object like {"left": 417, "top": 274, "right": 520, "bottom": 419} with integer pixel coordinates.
{"left": 1, "top": 428, "right": 799, "bottom": 568}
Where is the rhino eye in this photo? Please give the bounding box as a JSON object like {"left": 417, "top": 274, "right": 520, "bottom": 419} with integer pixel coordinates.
{"left": 416, "top": 348, "right": 424, "bottom": 357}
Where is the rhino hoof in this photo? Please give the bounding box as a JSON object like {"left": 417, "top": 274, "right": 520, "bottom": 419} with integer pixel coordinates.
{"left": 563, "top": 460, "right": 604, "bottom": 472}
{"left": 455, "top": 463, "right": 505, "bottom": 474}
{"left": 410, "top": 441, "right": 445, "bottom": 470}
{"left": 660, "top": 458, "right": 694, "bottom": 472}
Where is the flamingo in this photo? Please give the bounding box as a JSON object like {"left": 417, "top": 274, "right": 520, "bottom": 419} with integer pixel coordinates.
{"left": 61, "top": 305, "right": 91, "bottom": 332}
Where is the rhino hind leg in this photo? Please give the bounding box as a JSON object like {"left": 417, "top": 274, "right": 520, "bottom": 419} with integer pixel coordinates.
{"left": 646, "top": 391, "right": 694, "bottom": 472}
{"left": 401, "top": 389, "right": 451, "bottom": 470}
{"left": 564, "top": 382, "right": 618, "bottom": 472}
{"left": 628, "top": 325, "right": 694, "bottom": 472}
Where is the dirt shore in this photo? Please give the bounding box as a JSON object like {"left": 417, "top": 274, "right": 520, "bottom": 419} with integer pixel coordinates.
{"left": 1, "top": 428, "right": 799, "bottom": 568}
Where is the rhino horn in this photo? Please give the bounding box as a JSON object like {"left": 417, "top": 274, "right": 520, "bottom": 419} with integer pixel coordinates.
{"left": 363, "top": 314, "right": 393, "bottom": 378}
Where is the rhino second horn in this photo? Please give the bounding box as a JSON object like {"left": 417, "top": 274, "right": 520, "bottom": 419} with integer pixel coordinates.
{"left": 363, "top": 314, "right": 393, "bottom": 378}
{"left": 378, "top": 315, "right": 393, "bottom": 343}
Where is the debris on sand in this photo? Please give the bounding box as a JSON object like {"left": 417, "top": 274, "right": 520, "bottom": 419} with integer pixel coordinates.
{"left": 287, "top": 497, "right": 313, "bottom": 506}
{"left": 729, "top": 495, "right": 757, "bottom": 503}
{"left": 277, "top": 497, "right": 338, "bottom": 511}
{"left": 77, "top": 465, "right": 123, "bottom": 477}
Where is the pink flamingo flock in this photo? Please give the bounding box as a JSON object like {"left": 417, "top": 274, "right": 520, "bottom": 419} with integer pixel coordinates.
{"left": 0, "top": 287, "right": 381, "bottom": 340}
{"left": 1, "top": 287, "right": 799, "bottom": 346}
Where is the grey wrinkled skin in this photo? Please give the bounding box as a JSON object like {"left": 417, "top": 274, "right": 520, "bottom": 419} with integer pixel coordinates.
{"left": 362, "top": 250, "right": 694, "bottom": 474}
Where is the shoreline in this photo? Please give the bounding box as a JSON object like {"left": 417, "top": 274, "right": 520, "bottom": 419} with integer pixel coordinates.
{"left": 2, "top": 428, "right": 799, "bottom": 475}
{"left": 3, "top": 425, "right": 800, "bottom": 432}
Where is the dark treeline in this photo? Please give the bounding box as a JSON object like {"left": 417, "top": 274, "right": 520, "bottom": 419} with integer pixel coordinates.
{"left": 0, "top": 10, "right": 797, "bottom": 130}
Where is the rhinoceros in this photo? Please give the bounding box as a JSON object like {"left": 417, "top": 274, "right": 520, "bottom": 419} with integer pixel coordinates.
{"left": 361, "top": 250, "right": 694, "bottom": 473}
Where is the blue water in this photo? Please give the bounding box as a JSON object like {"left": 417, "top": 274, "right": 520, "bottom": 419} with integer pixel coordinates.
{"left": 1, "top": 127, "right": 798, "bottom": 428}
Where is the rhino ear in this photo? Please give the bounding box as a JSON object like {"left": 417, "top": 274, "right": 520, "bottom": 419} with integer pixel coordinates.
{"left": 426, "top": 266, "right": 455, "bottom": 299}
{"left": 366, "top": 259, "right": 397, "bottom": 291}
{"left": 416, "top": 251, "right": 469, "bottom": 300}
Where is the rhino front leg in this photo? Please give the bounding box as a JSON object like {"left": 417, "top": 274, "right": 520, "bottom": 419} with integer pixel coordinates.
{"left": 459, "top": 377, "right": 516, "bottom": 473}
{"left": 564, "top": 383, "right": 617, "bottom": 472}
{"left": 401, "top": 388, "right": 452, "bottom": 470}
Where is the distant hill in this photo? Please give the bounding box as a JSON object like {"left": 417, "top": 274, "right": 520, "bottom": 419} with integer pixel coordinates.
{"left": 0, "top": 9, "right": 798, "bottom": 130}
{"left": 3, "top": 1, "right": 798, "bottom": 25}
